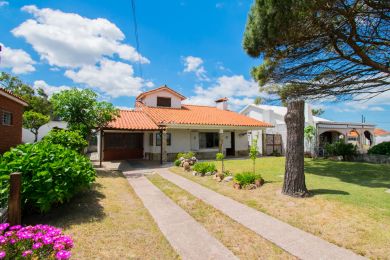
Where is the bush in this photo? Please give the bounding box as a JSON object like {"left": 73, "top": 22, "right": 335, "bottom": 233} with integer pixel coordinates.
{"left": 192, "top": 162, "right": 216, "bottom": 175}
{"left": 368, "top": 142, "right": 390, "bottom": 155}
{"left": 0, "top": 223, "right": 73, "bottom": 259}
{"left": 324, "top": 139, "right": 357, "bottom": 160}
{"left": 234, "top": 172, "right": 262, "bottom": 187}
{"left": 174, "top": 159, "right": 181, "bottom": 166}
{"left": 176, "top": 151, "right": 196, "bottom": 160}
{"left": 0, "top": 142, "right": 96, "bottom": 212}
{"left": 43, "top": 129, "right": 88, "bottom": 153}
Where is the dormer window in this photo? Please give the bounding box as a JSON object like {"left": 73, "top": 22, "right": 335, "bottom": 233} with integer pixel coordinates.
{"left": 157, "top": 97, "right": 171, "bottom": 107}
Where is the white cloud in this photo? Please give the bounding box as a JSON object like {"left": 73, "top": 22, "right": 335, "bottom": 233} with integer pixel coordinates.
{"left": 33, "top": 80, "right": 72, "bottom": 97}
{"left": 12, "top": 5, "right": 149, "bottom": 68}
{"left": 0, "top": 1, "right": 8, "bottom": 7}
{"left": 0, "top": 43, "right": 35, "bottom": 74}
{"left": 184, "top": 75, "right": 267, "bottom": 110}
{"left": 368, "top": 106, "right": 385, "bottom": 111}
{"left": 65, "top": 59, "right": 153, "bottom": 98}
{"left": 183, "top": 56, "right": 209, "bottom": 81}
{"left": 330, "top": 91, "right": 390, "bottom": 112}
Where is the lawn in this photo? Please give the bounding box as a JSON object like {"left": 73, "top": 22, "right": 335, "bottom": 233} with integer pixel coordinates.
{"left": 148, "top": 174, "right": 294, "bottom": 260}
{"left": 170, "top": 157, "right": 390, "bottom": 258}
{"left": 24, "top": 169, "right": 179, "bottom": 259}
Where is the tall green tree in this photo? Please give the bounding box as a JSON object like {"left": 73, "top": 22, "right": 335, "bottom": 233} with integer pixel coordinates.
{"left": 0, "top": 72, "right": 52, "bottom": 115}
{"left": 50, "top": 89, "right": 119, "bottom": 139}
{"left": 311, "top": 108, "right": 325, "bottom": 116}
{"left": 23, "top": 111, "right": 50, "bottom": 142}
{"left": 243, "top": 0, "right": 389, "bottom": 197}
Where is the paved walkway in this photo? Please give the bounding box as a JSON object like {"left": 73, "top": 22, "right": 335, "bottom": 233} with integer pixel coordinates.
{"left": 158, "top": 169, "right": 366, "bottom": 260}
{"left": 124, "top": 170, "right": 237, "bottom": 260}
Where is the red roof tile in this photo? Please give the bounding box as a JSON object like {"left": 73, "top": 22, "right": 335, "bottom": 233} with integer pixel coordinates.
{"left": 374, "top": 128, "right": 390, "bottom": 136}
{"left": 0, "top": 88, "right": 28, "bottom": 106}
{"left": 138, "top": 103, "right": 272, "bottom": 128}
{"left": 136, "top": 85, "right": 186, "bottom": 100}
{"left": 106, "top": 110, "right": 159, "bottom": 130}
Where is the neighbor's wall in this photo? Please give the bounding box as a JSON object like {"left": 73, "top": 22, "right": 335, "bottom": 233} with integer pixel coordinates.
{"left": 0, "top": 95, "right": 24, "bottom": 153}
{"left": 141, "top": 90, "right": 182, "bottom": 108}
{"left": 22, "top": 121, "right": 68, "bottom": 143}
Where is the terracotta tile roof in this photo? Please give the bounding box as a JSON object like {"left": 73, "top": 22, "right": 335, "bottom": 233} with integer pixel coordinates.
{"left": 374, "top": 128, "right": 390, "bottom": 136}
{"left": 106, "top": 110, "right": 159, "bottom": 130}
{"left": 138, "top": 103, "right": 272, "bottom": 128}
{"left": 0, "top": 88, "right": 28, "bottom": 106}
{"left": 348, "top": 130, "right": 359, "bottom": 137}
{"left": 136, "top": 85, "right": 186, "bottom": 100}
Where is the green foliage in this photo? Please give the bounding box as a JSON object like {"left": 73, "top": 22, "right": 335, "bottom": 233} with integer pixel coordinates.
{"left": 304, "top": 125, "right": 315, "bottom": 143}
{"left": 50, "top": 89, "right": 119, "bottom": 138}
{"left": 325, "top": 139, "right": 357, "bottom": 160}
{"left": 174, "top": 159, "right": 181, "bottom": 166}
{"left": 311, "top": 108, "right": 324, "bottom": 116}
{"left": 193, "top": 162, "right": 217, "bottom": 175}
{"left": 249, "top": 136, "right": 259, "bottom": 173}
{"left": 176, "top": 151, "right": 196, "bottom": 160}
{"left": 1, "top": 72, "right": 52, "bottom": 115}
{"left": 43, "top": 129, "right": 88, "bottom": 153}
{"left": 0, "top": 142, "right": 96, "bottom": 213}
{"left": 368, "top": 142, "right": 390, "bottom": 156}
{"left": 22, "top": 111, "right": 50, "bottom": 142}
{"left": 216, "top": 152, "right": 225, "bottom": 173}
{"left": 234, "top": 172, "right": 262, "bottom": 187}
{"left": 270, "top": 150, "right": 281, "bottom": 156}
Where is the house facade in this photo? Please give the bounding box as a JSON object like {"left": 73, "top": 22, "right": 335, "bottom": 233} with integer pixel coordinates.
{"left": 374, "top": 128, "right": 390, "bottom": 144}
{"left": 98, "top": 86, "right": 272, "bottom": 162}
{"left": 240, "top": 104, "right": 376, "bottom": 156}
{"left": 0, "top": 88, "right": 28, "bottom": 154}
{"left": 22, "top": 120, "right": 68, "bottom": 143}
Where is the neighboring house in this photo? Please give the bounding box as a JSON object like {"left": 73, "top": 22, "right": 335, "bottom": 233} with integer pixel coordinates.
{"left": 22, "top": 120, "right": 68, "bottom": 143}
{"left": 98, "top": 85, "right": 272, "bottom": 162}
{"left": 0, "top": 88, "right": 28, "bottom": 154}
{"left": 374, "top": 128, "right": 390, "bottom": 144}
{"left": 240, "top": 104, "right": 376, "bottom": 155}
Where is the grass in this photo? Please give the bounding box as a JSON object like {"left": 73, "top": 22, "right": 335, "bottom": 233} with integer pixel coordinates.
{"left": 170, "top": 157, "right": 390, "bottom": 258}
{"left": 24, "top": 169, "right": 179, "bottom": 259}
{"left": 148, "top": 174, "right": 294, "bottom": 260}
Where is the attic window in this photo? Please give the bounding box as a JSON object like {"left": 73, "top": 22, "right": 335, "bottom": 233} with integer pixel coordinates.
{"left": 157, "top": 97, "right": 171, "bottom": 107}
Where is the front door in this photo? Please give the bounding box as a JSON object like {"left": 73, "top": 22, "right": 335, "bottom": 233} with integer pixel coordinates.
{"left": 104, "top": 133, "right": 144, "bottom": 160}
{"left": 226, "top": 132, "right": 235, "bottom": 156}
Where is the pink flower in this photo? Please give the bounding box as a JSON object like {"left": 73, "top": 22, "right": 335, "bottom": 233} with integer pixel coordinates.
{"left": 0, "top": 223, "right": 9, "bottom": 232}
{"left": 55, "top": 250, "right": 71, "bottom": 260}
{"left": 53, "top": 243, "right": 65, "bottom": 251}
{"left": 42, "top": 236, "right": 54, "bottom": 245}
{"left": 32, "top": 242, "right": 43, "bottom": 249}
{"left": 22, "top": 250, "right": 33, "bottom": 257}
{"left": 9, "top": 225, "right": 22, "bottom": 231}
{"left": 0, "top": 236, "right": 6, "bottom": 244}
{"left": 0, "top": 250, "right": 5, "bottom": 259}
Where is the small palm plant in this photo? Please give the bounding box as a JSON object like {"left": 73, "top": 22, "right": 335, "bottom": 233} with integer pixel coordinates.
{"left": 249, "top": 136, "right": 259, "bottom": 174}
{"left": 216, "top": 152, "right": 225, "bottom": 173}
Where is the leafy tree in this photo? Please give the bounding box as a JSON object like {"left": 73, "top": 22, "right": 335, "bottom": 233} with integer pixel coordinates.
{"left": 0, "top": 72, "right": 52, "bottom": 115}
{"left": 23, "top": 111, "right": 50, "bottom": 142}
{"left": 216, "top": 152, "right": 225, "bottom": 173}
{"left": 43, "top": 129, "right": 88, "bottom": 153}
{"left": 249, "top": 136, "right": 259, "bottom": 174}
{"left": 243, "top": 0, "right": 389, "bottom": 197}
{"left": 50, "top": 89, "right": 119, "bottom": 139}
{"left": 311, "top": 108, "right": 324, "bottom": 116}
{"left": 304, "top": 125, "right": 316, "bottom": 156}
{"left": 253, "top": 96, "right": 263, "bottom": 105}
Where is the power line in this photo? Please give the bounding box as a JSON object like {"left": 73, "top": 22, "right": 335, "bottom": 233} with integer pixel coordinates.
{"left": 131, "top": 0, "right": 143, "bottom": 78}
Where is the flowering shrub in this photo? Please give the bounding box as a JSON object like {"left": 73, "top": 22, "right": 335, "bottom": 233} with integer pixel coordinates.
{"left": 0, "top": 223, "right": 73, "bottom": 259}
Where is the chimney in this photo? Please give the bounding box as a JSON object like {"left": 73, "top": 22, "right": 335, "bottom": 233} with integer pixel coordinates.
{"left": 215, "top": 97, "right": 228, "bottom": 110}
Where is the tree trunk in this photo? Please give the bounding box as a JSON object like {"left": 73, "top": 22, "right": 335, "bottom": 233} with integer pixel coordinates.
{"left": 282, "top": 100, "right": 309, "bottom": 197}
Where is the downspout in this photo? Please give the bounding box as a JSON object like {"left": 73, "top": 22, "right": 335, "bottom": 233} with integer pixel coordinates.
{"left": 160, "top": 129, "right": 163, "bottom": 165}
{"left": 99, "top": 129, "right": 103, "bottom": 167}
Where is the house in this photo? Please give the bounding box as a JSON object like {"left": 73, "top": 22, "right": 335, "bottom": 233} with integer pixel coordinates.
{"left": 374, "top": 128, "right": 390, "bottom": 144}
{"left": 22, "top": 120, "right": 68, "bottom": 143}
{"left": 0, "top": 88, "right": 28, "bottom": 154}
{"left": 98, "top": 85, "right": 272, "bottom": 162}
{"left": 240, "top": 104, "right": 376, "bottom": 156}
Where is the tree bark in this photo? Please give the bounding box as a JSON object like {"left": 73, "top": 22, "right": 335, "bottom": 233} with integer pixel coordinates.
{"left": 282, "top": 100, "right": 309, "bottom": 197}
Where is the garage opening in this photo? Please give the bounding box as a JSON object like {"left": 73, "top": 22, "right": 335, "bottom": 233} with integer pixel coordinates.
{"left": 104, "top": 133, "right": 144, "bottom": 160}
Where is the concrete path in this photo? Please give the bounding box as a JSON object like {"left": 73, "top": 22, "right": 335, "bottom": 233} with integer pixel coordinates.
{"left": 158, "top": 169, "right": 366, "bottom": 260}
{"left": 124, "top": 171, "right": 237, "bottom": 260}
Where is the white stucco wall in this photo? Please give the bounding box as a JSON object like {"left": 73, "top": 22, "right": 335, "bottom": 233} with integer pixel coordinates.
{"left": 22, "top": 121, "right": 68, "bottom": 143}
{"left": 376, "top": 135, "right": 390, "bottom": 144}
{"left": 141, "top": 90, "right": 182, "bottom": 108}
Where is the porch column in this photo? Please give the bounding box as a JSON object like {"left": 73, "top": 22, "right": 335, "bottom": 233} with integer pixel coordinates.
{"left": 219, "top": 129, "right": 224, "bottom": 153}
{"left": 161, "top": 130, "right": 168, "bottom": 163}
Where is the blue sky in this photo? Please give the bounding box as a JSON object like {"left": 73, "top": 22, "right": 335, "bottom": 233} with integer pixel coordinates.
{"left": 1, "top": 0, "right": 389, "bottom": 129}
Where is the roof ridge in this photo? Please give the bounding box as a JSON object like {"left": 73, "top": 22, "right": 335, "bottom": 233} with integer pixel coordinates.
{"left": 0, "top": 87, "right": 28, "bottom": 105}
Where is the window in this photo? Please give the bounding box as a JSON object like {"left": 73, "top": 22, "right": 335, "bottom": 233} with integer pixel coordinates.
{"left": 156, "top": 133, "right": 161, "bottom": 146}
{"left": 149, "top": 133, "right": 154, "bottom": 146}
{"left": 2, "top": 111, "right": 12, "bottom": 125}
{"left": 157, "top": 97, "right": 171, "bottom": 107}
{"left": 199, "top": 133, "right": 219, "bottom": 149}
{"left": 156, "top": 133, "right": 171, "bottom": 146}
{"left": 105, "top": 133, "right": 143, "bottom": 149}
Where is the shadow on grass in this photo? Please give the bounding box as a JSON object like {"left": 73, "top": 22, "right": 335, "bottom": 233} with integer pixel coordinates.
{"left": 310, "top": 189, "right": 350, "bottom": 196}
{"left": 23, "top": 172, "right": 108, "bottom": 227}
{"left": 305, "top": 159, "right": 390, "bottom": 189}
